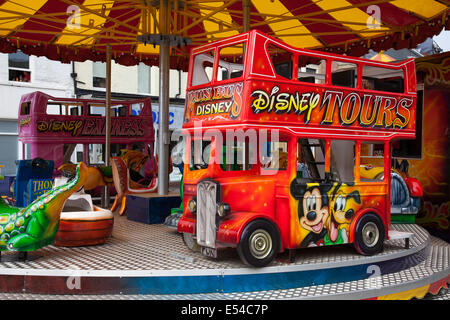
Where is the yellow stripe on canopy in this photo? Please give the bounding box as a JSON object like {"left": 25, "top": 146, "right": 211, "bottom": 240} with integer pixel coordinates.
{"left": 314, "top": 0, "right": 388, "bottom": 38}
{"left": 200, "top": 1, "right": 240, "bottom": 54}
{"left": 251, "top": 0, "right": 322, "bottom": 48}
{"left": 56, "top": 0, "right": 114, "bottom": 46}
{"left": 0, "top": 0, "right": 47, "bottom": 36}
{"left": 391, "top": 0, "right": 448, "bottom": 20}
{"left": 136, "top": 8, "right": 159, "bottom": 55}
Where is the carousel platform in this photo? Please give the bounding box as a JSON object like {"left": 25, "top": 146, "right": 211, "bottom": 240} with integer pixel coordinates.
{"left": 0, "top": 215, "right": 447, "bottom": 300}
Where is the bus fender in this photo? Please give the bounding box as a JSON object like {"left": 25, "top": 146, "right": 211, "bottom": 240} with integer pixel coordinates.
{"left": 217, "top": 212, "right": 283, "bottom": 250}
{"left": 348, "top": 208, "right": 387, "bottom": 243}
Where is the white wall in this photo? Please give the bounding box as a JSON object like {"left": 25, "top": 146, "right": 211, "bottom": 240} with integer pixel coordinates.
{"left": 0, "top": 54, "right": 73, "bottom": 120}
{"left": 0, "top": 53, "right": 73, "bottom": 174}
{"left": 112, "top": 62, "right": 138, "bottom": 93}
{"left": 74, "top": 60, "right": 92, "bottom": 89}
{"left": 75, "top": 60, "right": 187, "bottom": 98}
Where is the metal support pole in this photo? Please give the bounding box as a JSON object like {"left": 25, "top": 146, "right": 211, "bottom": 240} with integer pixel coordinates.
{"left": 158, "top": 0, "right": 170, "bottom": 195}
{"left": 243, "top": 0, "right": 250, "bottom": 32}
{"left": 102, "top": 44, "right": 112, "bottom": 207}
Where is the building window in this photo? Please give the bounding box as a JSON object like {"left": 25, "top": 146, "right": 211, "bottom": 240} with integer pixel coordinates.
{"left": 93, "top": 61, "right": 106, "bottom": 88}
{"left": 138, "top": 63, "right": 151, "bottom": 94}
{"left": 8, "top": 50, "right": 31, "bottom": 82}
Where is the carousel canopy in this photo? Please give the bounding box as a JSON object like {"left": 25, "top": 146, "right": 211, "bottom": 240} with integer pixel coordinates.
{"left": 0, "top": 0, "right": 448, "bottom": 70}
{"left": 369, "top": 50, "right": 395, "bottom": 62}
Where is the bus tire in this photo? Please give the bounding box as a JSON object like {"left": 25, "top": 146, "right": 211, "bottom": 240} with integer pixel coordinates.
{"left": 182, "top": 232, "right": 200, "bottom": 252}
{"left": 353, "top": 213, "right": 385, "bottom": 256}
{"left": 237, "top": 219, "right": 280, "bottom": 267}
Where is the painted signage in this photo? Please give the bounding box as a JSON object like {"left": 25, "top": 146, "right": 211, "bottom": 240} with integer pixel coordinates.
{"left": 250, "top": 86, "right": 413, "bottom": 129}
{"left": 36, "top": 117, "right": 149, "bottom": 137}
{"left": 184, "top": 82, "right": 244, "bottom": 122}
{"left": 25, "top": 179, "right": 54, "bottom": 206}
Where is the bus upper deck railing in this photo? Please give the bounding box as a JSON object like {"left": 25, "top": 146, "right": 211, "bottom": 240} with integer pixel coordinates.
{"left": 18, "top": 91, "right": 154, "bottom": 145}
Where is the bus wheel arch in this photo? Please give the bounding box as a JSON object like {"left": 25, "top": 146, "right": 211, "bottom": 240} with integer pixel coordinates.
{"left": 352, "top": 212, "right": 386, "bottom": 256}
{"left": 237, "top": 218, "right": 281, "bottom": 267}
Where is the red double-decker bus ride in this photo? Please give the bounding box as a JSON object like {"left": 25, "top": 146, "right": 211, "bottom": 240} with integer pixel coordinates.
{"left": 178, "top": 30, "right": 420, "bottom": 267}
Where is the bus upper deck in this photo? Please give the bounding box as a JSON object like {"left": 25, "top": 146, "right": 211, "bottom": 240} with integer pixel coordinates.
{"left": 183, "top": 30, "right": 417, "bottom": 142}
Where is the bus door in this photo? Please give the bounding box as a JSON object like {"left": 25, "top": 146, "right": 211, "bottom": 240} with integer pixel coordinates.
{"left": 260, "top": 134, "right": 292, "bottom": 249}
{"left": 291, "top": 137, "right": 332, "bottom": 248}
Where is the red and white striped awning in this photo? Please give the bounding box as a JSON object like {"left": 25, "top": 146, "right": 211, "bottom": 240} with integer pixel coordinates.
{"left": 0, "top": 0, "right": 448, "bottom": 69}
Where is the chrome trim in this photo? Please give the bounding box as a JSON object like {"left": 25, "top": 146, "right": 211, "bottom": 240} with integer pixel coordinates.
{"left": 196, "top": 181, "right": 217, "bottom": 248}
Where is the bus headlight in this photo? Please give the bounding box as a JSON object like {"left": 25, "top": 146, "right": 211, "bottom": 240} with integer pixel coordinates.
{"left": 217, "top": 202, "right": 230, "bottom": 217}
{"left": 188, "top": 198, "right": 197, "bottom": 213}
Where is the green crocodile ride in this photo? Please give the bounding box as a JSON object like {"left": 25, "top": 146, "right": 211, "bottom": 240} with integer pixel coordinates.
{"left": 0, "top": 162, "right": 88, "bottom": 252}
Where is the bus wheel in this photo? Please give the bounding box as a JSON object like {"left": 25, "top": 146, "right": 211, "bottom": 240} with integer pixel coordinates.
{"left": 182, "top": 233, "right": 200, "bottom": 252}
{"left": 354, "top": 213, "right": 385, "bottom": 256}
{"left": 237, "top": 219, "right": 280, "bottom": 267}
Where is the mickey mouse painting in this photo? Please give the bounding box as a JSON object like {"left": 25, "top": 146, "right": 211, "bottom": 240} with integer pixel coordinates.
{"left": 290, "top": 180, "right": 330, "bottom": 247}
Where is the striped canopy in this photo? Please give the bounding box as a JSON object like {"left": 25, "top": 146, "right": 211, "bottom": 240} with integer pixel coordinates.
{"left": 0, "top": 0, "right": 448, "bottom": 70}
{"left": 370, "top": 50, "right": 395, "bottom": 61}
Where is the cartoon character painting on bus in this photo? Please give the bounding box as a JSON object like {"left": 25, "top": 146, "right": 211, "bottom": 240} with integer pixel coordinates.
{"left": 178, "top": 30, "right": 421, "bottom": 267}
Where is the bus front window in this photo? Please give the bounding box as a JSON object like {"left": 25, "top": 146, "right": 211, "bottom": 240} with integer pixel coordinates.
{"left": 220, "top": 140, "right": 254, "bottom": 171}
{"left": 217, "top": 43, "right": 245, "bottom": 81}
{"left": 190, "top": 140, "right": 211, "bottom": 170}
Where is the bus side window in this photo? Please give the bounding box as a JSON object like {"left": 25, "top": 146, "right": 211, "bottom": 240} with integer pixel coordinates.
{"left": 192, "top": 51, "right": 215, "bottom": 86}
{"left": 296, "top": 140, "right": 310, "bottom": 181}
{"left": 262, "top": 141, "right": 288, "bottom": 171}
{"left": 331, "top": 61, "right": 357, "bottom": 88}
{"left": 267, "top": 43, "right": 293, "bottom": 80}
{"left": 362, "top": 65, "right": 404, "bottom": 93}
{"left": 69, "top": 105, "right": 83, "bottom": 116}
{"left": 20, "top": 102, "right": 31, "bottom": 115}
{"left": 330, "top": 140, "right": 355, "bottom": 183}
{"left": 359, "top": 142, "right": 385, "bottom": 182}
{"left": 221, "top": 140, "right": 254, "bottom": 171}
{"left": 47, "top": 103, "right": 66, "bottom": 115}
{"left": 88, "top": 105, "right": 105, "bottom": 116}
{"left": 297, "top": 138, "right": 325, "bottom": 182}
{"left": 298, "top": 56, "right": 326, "bottom": 84}
{"left": 190, "top": 140, "right": 211, "bottom": 171}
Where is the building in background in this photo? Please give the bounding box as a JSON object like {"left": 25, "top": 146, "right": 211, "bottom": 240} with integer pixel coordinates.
{"left": 0, "top": 51, "right": 73, "bottom": 175}
{"left": 0, "top": 52, "right": 188, "bottom": 182}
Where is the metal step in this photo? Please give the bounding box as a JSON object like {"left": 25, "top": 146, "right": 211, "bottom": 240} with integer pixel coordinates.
{"left": 388, "top": 229, "right": 414, "bottom": 249}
